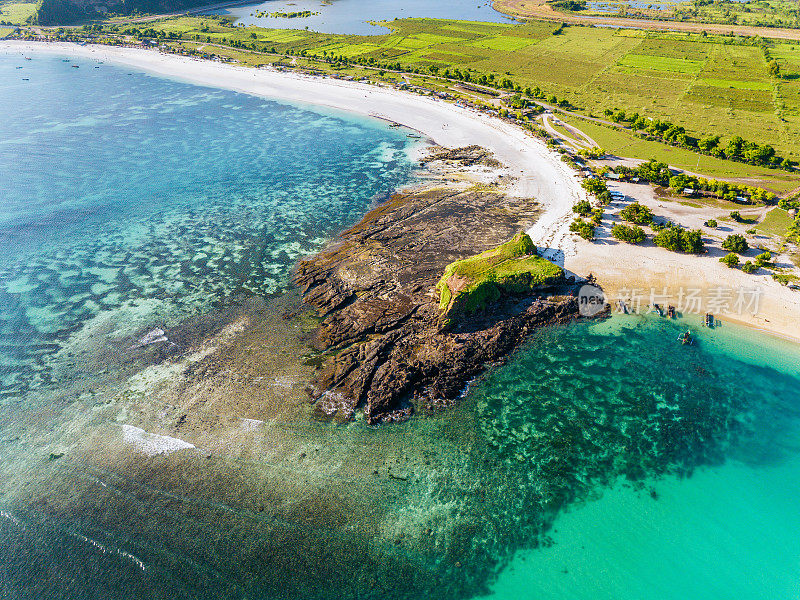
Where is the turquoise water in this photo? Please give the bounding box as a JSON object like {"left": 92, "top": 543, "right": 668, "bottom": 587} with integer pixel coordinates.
{"left": 473, "top": 315, "right": 800, "bottom": 599}
{"left": 213, "top": 0, "right": 515, "bottom": 35}
{"left": 1, "top": 50, "right": 800, "bottom": 600}
{"left": 0, "top": 52, "right": 418, "bottom": 398}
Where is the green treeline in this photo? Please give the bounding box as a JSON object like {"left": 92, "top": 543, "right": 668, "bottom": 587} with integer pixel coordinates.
{"left": 603, "top": 109, "right": 794, "bottom": 171}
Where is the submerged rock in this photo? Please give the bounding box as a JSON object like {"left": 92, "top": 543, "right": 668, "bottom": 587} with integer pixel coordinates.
{"left": 295, "top": 187, "right": 600, "bottom": 424}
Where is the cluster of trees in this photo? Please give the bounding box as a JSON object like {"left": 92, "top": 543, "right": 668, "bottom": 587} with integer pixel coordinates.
{"left": 721, "top": 233, "right": 749, "bottom": 254}
{"left": 652, "top": 226, "right": 705, "bottom": 254}
{"left": 720, "top": 248, "right": 769, "bottom": 272}
{"left": 613, "top": 201, "right": 704, "bottom": 252}
{"left": 614, "top": 159, "right": 672, "bottom": 186}
{"left": 668, "top": 173, "right": 777, "bottom": 204}
{"left": 551, "top": 0, "right": 587, "bottom": 10}
{"left": 602, "top": 109, "right": 795, "bottom": 170}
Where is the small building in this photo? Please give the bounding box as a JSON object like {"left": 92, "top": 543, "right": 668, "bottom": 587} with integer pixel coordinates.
{"left": 630, "top": 177, "right": 641, "bottom": 183}
{"left": 605, "top": 172, "right": 620, "bottom": 180}
{"left": 682, "top": 188, "right": 695, "bottom": 196}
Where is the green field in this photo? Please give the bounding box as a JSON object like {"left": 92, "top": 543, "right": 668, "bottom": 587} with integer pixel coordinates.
{"left": 559, "top": 114, "right": 800, "bottom": 193}
{"left": 757, "top": 207, "right": 794, "bottom": 236}
{"left": 0, "top": 1, "right": 37, "bottom": 24}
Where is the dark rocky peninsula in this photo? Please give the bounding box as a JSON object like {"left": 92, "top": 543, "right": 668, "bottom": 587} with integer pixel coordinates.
{"left": 295, "top": 159, "right": 600, "bottom": 424}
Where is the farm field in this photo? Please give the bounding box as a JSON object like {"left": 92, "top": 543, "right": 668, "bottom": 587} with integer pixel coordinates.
{"left": 96, "top": 16, "right": 800, "bottom": 164}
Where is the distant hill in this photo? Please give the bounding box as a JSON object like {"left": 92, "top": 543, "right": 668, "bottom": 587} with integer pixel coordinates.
{"left": 33, "top": 0, "right": 215, "bottom": 25}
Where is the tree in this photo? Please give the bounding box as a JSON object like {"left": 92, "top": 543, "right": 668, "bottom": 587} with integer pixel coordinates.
{"left": 572, "top": 200, "right": 592, "bottom": 216}
{"left": 755, "top": 251, "right": 772, "bottom": 267}
{"left": 741, "top": 261, "right": 757, "bottom": 273}
{"left": 653, "top": 226, "right": 683, "bottom": 252}
{"left": 681, "top": 229, "right": 705, "bottom": 254}
{"left": 722, "top": 234, "right": 749, "bottom": 254}
{"left": 569, "top": 218, "right": 595, "bottom": 240}
{"left": 720, "top": 253, "right": 740, "bottom": 268}
{"left": 620, "top": 202, "right": 654, "bottom": 225}
{"left": 706, "top": 219, "right": 718, "bottom": 228}
{"left": 611, "top": 223, "right": 646, "bottom": 244}
{"left": 726, "top": 136, "right": 745, "bottom": 159}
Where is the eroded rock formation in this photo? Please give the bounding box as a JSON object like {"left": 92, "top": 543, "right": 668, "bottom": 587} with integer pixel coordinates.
{"left": 295, "top": 184, "right": 596, "bottom": 425}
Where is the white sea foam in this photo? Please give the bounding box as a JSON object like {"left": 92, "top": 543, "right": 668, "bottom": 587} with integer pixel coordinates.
{"left": 0, "top": 510, "right": 25, "bottom": 530}
{"left": 70, "top": 532, "right": 147, "bottom": 571}
{"left": 121, "top": 424, "right": 195, "bottom": 456}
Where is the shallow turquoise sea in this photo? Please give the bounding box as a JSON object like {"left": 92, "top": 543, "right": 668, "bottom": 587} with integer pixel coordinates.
{"left": 1, "top": 51, "right": 799, "bottom": 600}
{"left": 0, "top": 51, "right": 417, "bottom": 397}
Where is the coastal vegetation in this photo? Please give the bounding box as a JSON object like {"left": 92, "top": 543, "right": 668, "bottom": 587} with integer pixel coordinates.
{"left": 720, "top": 251, "right": 741, "bottom": 267}
{"left": 611, "top": 223, "right": 647, "bottom": 243}
{"left": 653, "top": 225, "right": 706, "bottom": 253}
{"left": 620, "top": 202, "right": 655, "bottom": 224}
{"left": 722, "top": 233, "right": 750, "bottom": 253}
{"left": 436, "top": 233, "right": 563, "bottom": 323}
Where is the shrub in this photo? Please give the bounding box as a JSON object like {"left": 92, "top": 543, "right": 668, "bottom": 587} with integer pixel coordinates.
{"left": 730, "top": 210, "right": 741, "bottom": 222}
{"left": 755, "top": 251, "right": 772, "bottom": 267}
{"left": 720, "top": 253, "right": 740, "bottom": 268}
{"left": 722, "top": 234, "right": 749, "bottom": 254}
{"left": 706, "top": 219, "right": 718, "bottom": 228}
{"left": 569, "top": 218, "right": 595, "bottom": 240}
{"left": 741, "top": 261, "right": 757, "bottom": 273}
{"left": 653, "top": 226, "right": 683, "bottom": 252}
{"left": 619, "top": 202, "right": 654, "bottom": 225}
{"left": 611, "top": 223, "right": 646, "bottom": 244}
{"left": 572, "top": 200, "right": 592, "bottom": 216}
{"left": 590, "top": 208, "right": 604, "bottom": 226}
{"left": 746, "top": 228, "right": 756, "bottom": 235}
{"left": 681, "top": 229, "right": 705, "bottom": 254}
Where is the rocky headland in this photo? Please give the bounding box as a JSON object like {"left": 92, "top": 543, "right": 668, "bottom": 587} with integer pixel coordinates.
{"left": 295, "top": 148, "right": 600, "bottom": 424}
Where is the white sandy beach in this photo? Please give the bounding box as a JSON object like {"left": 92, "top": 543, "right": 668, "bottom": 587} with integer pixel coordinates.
{"left": 3, "top": 40, "right": 799, "bottom": 341}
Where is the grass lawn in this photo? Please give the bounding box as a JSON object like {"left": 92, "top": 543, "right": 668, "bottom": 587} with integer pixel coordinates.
{"left": 757, "top": 207, "right": 794, "bottom": 237}
{"left": 559, "top": 114, "right": 800, "bottom": 193}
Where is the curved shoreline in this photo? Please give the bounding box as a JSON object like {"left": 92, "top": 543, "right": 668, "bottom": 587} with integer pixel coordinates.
{"left": 3, "top": 40, "right": 799, "bottom": 343}
{"left": 0, "top": 41, "right": 584, "bottom": 265}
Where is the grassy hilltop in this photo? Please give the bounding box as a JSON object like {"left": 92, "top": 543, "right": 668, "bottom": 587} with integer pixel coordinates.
{"left": 436, "top": 233, "right": 564, "bottom": 323}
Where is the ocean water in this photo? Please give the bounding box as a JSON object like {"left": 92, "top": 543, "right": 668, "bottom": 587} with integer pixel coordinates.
{"left": 475, "top": 315, "right": 800, "bottom": 600}
{"left": 212, "top": 0, "right": 515, "bottom": 35}
{"left": 0, "top": 51, "right": 418, "bottom": 398}
{"left": 1, "top": 50, "right": 800, "bottom": 600}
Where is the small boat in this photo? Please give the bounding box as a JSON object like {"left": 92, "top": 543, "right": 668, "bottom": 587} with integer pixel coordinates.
{"left": 22, "top": 78, "right": 29, "bottom": 81}
{"left": 678, "top": 330, "right": 694, "bottom": 346}
{"left": 667, "top": 305, "right": 676, "bottom": 319}
{"left": 704, "top": 313, "right": 714, "bottom": 328}
{"left": 71, "top": 65, "right": 79, "bottom": 68}
{"left": 25, "top": 57, "right": 31, "bottom": 60}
